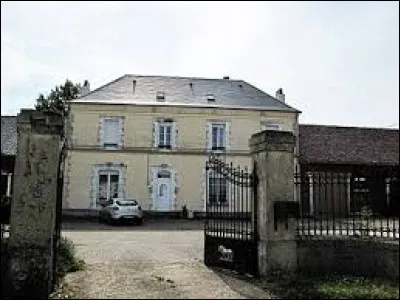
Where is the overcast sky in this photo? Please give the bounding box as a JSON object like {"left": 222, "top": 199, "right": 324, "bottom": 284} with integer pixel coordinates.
{"left": 1, "top": 1, "right": 399, "bottom": 128}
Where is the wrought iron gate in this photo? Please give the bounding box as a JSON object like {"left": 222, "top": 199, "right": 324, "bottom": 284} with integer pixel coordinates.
{"left": 204, "top": 155, "right": 258, "bottom": 277}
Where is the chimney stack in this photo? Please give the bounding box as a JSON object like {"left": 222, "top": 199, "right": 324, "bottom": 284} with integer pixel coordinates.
{"left": 275, "top": 88, "right": 285, "bottom": 102}
{"left": 80, "top": 80, "right": 90, "bottom": 96}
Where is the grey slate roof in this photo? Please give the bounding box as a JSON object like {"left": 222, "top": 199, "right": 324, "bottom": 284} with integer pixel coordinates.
{"left": 72, "top": 74, "right": 300, "bottom": 112}
{"left": 1, "top": 116, "right": 17, "bottom": 156}
{"left": 299, "top": 124, "right": 400, "bottom": 166}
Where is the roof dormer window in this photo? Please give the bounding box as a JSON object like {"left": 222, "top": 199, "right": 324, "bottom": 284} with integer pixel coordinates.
{"left": 156, "top": 91, "right": 165, "bottom": 101}
{"left": 206, "top": 94, "right": 215, "bottom": 102}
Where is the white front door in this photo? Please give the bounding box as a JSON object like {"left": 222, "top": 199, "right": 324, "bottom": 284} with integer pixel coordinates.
{"left": 156, "top": 178, "right": 172, "bottom": 211}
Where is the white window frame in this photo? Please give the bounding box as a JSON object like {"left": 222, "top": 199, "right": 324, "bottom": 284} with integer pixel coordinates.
{"left": 100, "top": 117, "right": 124, "bottom": 150}
{"left": 261, "top": 122, "right": 282, "bottom": 131}
{"left": 207, "top": 121, "right": 230, "bottom": 151}
{"left": 158, "top": 122, "right": 173, "bottom": 149}
{"left": 97, "top": 170, "right": 120, "bottom": 203}
{"left": 91, "top": 163, "right": 125, "bottom": 209}
{"left": 153, "top": 119, "right": 177, "bottom": 150}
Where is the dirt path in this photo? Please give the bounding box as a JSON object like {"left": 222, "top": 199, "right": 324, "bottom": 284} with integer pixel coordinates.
{"left": 52, "top": 224, "right": 273, "bottom": 299}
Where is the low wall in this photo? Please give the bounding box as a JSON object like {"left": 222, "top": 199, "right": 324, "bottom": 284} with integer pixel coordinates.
{"left": 62, "top": 209, "right": 186, "bottom": 220}
{"left": 297, "top": 237, "right": 399, "bottom": 282}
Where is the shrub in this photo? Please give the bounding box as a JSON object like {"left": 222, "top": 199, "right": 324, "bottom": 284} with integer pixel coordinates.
{"left": 55, "top": 237, "right": 85, "bottom": 283}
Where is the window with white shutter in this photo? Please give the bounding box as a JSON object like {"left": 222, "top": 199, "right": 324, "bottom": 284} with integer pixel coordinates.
{"left": 101, "top": 117, "right": 122, "bottom": 149}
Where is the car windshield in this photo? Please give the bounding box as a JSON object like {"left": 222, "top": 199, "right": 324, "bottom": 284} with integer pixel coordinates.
{"left": 116, "top": 199, "right": 137, "bottom": 206}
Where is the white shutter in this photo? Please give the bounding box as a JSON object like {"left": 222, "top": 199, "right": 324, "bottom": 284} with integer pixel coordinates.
{"left": 104, "top": 119, "right": 119, "bottom": 145}
{"left": 172, "top": 121, "right": 178, "bottom": 149}
{"left": 225, "top": 122, "right": 231, "bottom": 150}
{"left": 99, "top": 118, "right": 105, "bottom": 147}
{"left": 206, "top": 122, "right": 212, "bottom": 150}
{"left": 103, "top": 119, "right": 112, "bottom": 143}
{"left": 118, "top": 118, "right": 124, "bottom": 149}
{"left": 152, "top": 121, "right": 159, "bottom": 148}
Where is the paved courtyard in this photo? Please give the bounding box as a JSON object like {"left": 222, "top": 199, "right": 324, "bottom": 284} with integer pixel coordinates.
{"left": 55, "top": 220, "right": 273, "bottom": 299}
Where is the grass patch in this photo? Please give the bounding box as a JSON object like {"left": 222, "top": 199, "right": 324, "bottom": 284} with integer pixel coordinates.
{"left": 316, "top": 276, "right": 399, "bottom": 299}
{"left": 261, "top": 274, "right": 399, "bottom": 299}
{"left": 55, "top": 237, "right": 85, "bottom": 283}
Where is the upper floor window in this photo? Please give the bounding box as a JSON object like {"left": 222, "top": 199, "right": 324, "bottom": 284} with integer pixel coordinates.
{"left": 212, "top": 123, "right": 226, "bottom": 150}
{"left": 159, "top": 121, "right": 173, "bottom": 149}
{"left": 100, "top": 117, "right": 124, "bottom": 149}
{"left": 153, "top": 119, "right": 177, "bottom": 150}
{"left": 261, "top": 123, "right": 282, "bottom": 131}
{"left": 207, "top": 122, "right": 230, "bottom": 151}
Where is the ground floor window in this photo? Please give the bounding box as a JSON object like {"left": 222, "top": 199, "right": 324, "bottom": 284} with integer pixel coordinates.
{"left": 97, "top": 171, "right": 119, "bottom": 203}
{"left": 208, "top": 176, "right": 227, "bottom": 204}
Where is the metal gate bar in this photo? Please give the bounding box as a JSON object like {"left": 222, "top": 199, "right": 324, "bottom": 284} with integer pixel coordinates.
{"left": 204, "top": 155, "right": 258, "bottom": 277}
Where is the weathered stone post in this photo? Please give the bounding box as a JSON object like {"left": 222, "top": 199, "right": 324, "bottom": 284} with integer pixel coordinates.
{"left": 249, "top": 130, "right": 298, "bottom": 278}
{"left": 7, "top": 110, "right": 63, "bottom": 298}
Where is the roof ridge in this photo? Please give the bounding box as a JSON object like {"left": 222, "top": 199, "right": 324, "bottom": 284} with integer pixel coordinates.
{"left": 300, "top": 124, "right": 399, "bottom": 131}
{"left": 124, "top": 74, "right": 243, "bottom": 82}
{"left": 74, "top": 74, "right": 130, "bottom": 101}
{"left": 241, "top": 80, "right": 301, "bottom": 113}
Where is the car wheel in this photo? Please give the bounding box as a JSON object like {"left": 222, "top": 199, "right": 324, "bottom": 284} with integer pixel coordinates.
{"left": 107, "top": 215, "right": 114, "bottom": 225}
{"left": 136, "top": 218, "right": 143, "bottom": 226}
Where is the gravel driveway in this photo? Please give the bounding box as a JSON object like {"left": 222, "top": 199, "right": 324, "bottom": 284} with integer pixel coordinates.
{"left": 54, "top": 220, "right": 273, "bottom": 299}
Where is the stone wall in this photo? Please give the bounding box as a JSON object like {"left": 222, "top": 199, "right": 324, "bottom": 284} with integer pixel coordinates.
{"left": 249, "top": 130, "right": 298, "bottom": 277}
{"left": 6, "top": 110, "right": 63, "bottom": 298}
{"left": 297, "top": 237, "right": 399, "bottom": 282}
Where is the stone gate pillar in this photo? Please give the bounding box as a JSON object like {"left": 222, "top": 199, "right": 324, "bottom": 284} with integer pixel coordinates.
{"left": 249, "top": 130, "right": 298, "bottom": 277}
{"left": 7, "top": 109, "right": 63, "bottom": 298}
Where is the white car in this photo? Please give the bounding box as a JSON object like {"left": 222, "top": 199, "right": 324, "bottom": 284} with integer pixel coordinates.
{"left": 99, "top": 198, "right": 143, "bottom": 225}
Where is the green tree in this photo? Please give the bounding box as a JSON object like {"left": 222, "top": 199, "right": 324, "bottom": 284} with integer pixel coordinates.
{"left": 35, "top": 79, "right": 89, "bottom": 116}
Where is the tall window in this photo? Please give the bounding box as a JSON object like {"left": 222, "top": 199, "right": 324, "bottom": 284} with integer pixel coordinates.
{"left": 98, "top": 171, "right": 119, "bottom": 203}
{"left": 212, "top": 123, "right": 226, "bottom": 150}
{"left": 102, "top": 117, "right": 122, "bottom": 149}
{"left": 208, "top": 175, "right": 227, "bottom": 204}
{"left": 158, "top": 122, "right": 172, "bottom": 149}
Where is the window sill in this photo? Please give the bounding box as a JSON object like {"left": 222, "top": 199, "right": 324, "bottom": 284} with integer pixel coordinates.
{"left": 102, "top": 145, "right": 123, "bottom": 151}
{"left": 211, "top": 147, "right": 226, "bottom": 151}
{"left": 158, "top": 145, "right": 172, "bottom": 150}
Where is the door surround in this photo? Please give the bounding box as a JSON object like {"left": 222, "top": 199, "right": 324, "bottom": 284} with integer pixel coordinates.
{"left": 150, "top": 165, "right": 177, "bottom": 211}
